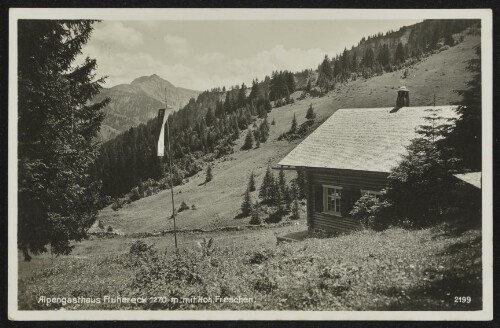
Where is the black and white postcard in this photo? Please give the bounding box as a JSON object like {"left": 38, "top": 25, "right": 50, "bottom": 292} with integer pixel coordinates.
{"left": 8, "top": 8, "right": 493, "bottom": 321}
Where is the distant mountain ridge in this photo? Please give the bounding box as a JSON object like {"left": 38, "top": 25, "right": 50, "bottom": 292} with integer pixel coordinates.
{"left": 93, "top": 74, "right": 200, "bottom": 140}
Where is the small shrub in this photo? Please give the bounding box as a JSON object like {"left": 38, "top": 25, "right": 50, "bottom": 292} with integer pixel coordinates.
{"left": 248, "top": 249, "right": 274, "bottom": 264}
{"left": 191, "top": 204, "right": 197, "bottom": 210}
{"left": 129, "top": 240, "right": 156, "bottom": 256}
{"left": 130, "top": 187, "right": 141, "bottom": 202}
{"left": 350, "top": 196, "right": 392, "bottom": 231}
{"left": 199, "top": 238, "right": 217, "bottom": 257}
{"left": 178, "top": 201, "right": 189, "bottom": 212}
{"left": 111, "top": 199, "right": 123, "bottom": 211}
{"left": 106, "top": 225, "right": 113, "bottom": 233}
{"left": 97, "top": 219, "right": 104, "bottom": 229}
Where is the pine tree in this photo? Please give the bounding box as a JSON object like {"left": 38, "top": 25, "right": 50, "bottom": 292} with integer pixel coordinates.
{"left": 241, "top": 187, "right": 252, "bottom": 217}
{"left": 271, "top": 176, "right": 284, "bottom": 218}
{"left": 205, "top": 165, "right": 213, "bottom": 183}
{"left": 394, "top": 42, "right": 406, "bottom": 65}
{"left": 351, "top": 52, "right": 358, "bottom": 72}
{"left": 259, "top": 117, "right": 269, "bottom": 142}
{"left": 278, "top": 167, "right": 287, "bottom": 200}
{"left": 317, "top": 55, "right": 334, "bottom": 93}
{"left": 249, "top": 201, "right": 262, "bottom": 225}
{"left": 248, "top": 171, "right": 256, "bottom": 192}
{"left": 296, "top": 168, "right": 307, "bottom": 199}
{"left": 448, "top": 46, "right": 481, "bottom": 171}
{"left": 249, "top": 78, "right": 260, "bottom": 101}
{"left": 385, "top": 108, "right": 454, "bottom": 225}
{"left": 237, "top": 83, "right": 247, "bottom": 108}
{"left": 363, "top": 48, "right": 375, "bottom": 68}
{"left": 253, "top": 129, "right": 261, "bottom": 148}
{"left": 271, "top": 117, "right": 276, "bottom": 125}
{"left": 290, "top": 195, "right": 300, "bottom": 220}
{"left": 18, "top": 20, "right": 109, "bottom": 259}
{"left": 241, "top": 130, "right": 254, "bottom": 150}
{"left": 290, "top": 113, "right": 298, "bottom": 133}
{"left": 259, "top": 166, "right": 274, "bottom": 204}
{"left": 305, "top": 79, "right": 312, "bottom": 93}
{"left": 306, "top": 104, "right": 316, "bottom": 120}
{"left": 205, "top": 107, "right": 216, "bottom": 126}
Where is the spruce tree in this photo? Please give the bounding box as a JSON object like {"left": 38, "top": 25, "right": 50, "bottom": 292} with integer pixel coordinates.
{"left": 278, "top": 168, "right": 287, "bottom": 199}
{"left": 306, "top": 104, "right": 316, "bottom": 120}
{"left": 317, "top": 55, "right": 334, "bottom": 93}
{"left": 249, "top": 201, "right": 262, "bottom": 225}
{"left": 394, "top": 42, "right": 406, "bottom": 66}
{"left": 253, "top": 129, "right": 261, "bottom": 148}
{"left": 259, "top": 117, "right": 269, "bottom": 142}
{"left": 241, "top": 187, "right": 253, "bottom": 217}
{"left": 205, "top": 165, "right": 213, "bottom": 183}
{"left": 259, "top": 166, "right": 274, "bottom": 204}
{"left": 248, "top": 171, "right": 256, "bottom": 192}
{"left": 18, "top": 20, "right": 109, "bottom": 259}
{"left": 448, "top": 46, "right": 481, "bottom": 170}
{"left": 290, "top": 113, "right": 298, "bottom": 133}
{"left": 305, "top": 79, "right": 312, "bottom": 93}
{"left": 290, "top": 196, "right": 300, "bottom": 220}
{"left": 296, "top": 168, "right": 307, "bottom": 199}
{"left": 241, "top": 130, "right": 254, "bottom": 150}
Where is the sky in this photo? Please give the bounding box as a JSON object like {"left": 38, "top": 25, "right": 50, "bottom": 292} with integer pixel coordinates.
{"left": 80, "top": 19, "right": 422, "bottom": 91}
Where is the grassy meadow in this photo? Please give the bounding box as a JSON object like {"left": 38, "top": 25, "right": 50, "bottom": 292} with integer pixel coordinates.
{"left": 18, "top": 221, "right": 482, "bottom": 311}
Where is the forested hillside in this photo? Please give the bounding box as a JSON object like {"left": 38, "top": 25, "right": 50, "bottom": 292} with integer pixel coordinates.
{"left": 97, "top": 19, "right": 479, "bottom": 202}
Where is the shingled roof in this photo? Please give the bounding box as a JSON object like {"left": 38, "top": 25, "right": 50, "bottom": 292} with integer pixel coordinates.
{"left": 278, "top": 105, "right": 458, "bottom": 173}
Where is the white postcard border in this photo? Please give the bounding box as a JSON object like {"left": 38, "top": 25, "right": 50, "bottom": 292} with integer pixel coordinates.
{"left": 8, "top": 8, "right": 493, "bottom": 321}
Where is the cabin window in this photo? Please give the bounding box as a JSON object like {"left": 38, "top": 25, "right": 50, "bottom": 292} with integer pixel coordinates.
{"left": 323, "top": 185, "right": 342, "bottom": 215}
{"left": 360, "top": 190, "right": 382, "bottom": 204}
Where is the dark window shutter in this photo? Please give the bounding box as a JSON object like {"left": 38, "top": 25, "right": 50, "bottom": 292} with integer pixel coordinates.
{"left": 314, "top": 185, "right": 323, "bottom": 212}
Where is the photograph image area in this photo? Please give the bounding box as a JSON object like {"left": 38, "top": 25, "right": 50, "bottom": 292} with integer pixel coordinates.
{"left": 9, "top": 9, "right": 493, "bottom": 320}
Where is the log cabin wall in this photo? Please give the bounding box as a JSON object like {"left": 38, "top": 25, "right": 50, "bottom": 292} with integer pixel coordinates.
{"left": 305, "top": 167, "right": 389, "bottom": 233}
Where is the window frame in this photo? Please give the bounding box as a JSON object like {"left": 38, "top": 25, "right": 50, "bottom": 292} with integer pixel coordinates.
{"left": 322, "top": 185, "right": 343, "bottom": 216}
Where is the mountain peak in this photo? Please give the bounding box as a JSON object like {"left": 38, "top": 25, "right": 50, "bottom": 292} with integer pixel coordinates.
{"left": 131, "top": 74, "right": 171, "bottom": 86}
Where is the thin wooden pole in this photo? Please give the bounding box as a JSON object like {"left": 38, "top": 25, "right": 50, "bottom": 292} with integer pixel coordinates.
{"left": 165, "top": 88, "right": 178, "bottom": 249}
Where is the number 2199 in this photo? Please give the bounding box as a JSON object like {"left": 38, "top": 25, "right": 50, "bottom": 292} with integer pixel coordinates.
{"left": 454, "top": 296, "right": 471, "bottom": 303}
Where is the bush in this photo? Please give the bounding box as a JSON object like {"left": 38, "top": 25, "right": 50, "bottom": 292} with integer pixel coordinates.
{"left": 248, "top": 249, "right": 274, "bottom": 264}
{"left": 191, "top": 204, "right": 197, "bottom": 210}
{"left": 106, "top": 225, "right": 113, "bottom": 233}
{"left": 130, "top": 187, "right": 141, "bottom": 202}
{"left": 178, "top": 201, "right": 189, "bottom": 212}
{"left": 111, "top": 199, "right": 123, "bottom": 211}
{"left": 350, "top": 196, "right": 392, "bottom": 231}
{"left": 129, "top": 240, "right": 156, "bottom": 256}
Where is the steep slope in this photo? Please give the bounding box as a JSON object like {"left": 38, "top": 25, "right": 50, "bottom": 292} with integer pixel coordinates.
{"left": 97, "top": 35, "right": 480, "bottom": 234}
{"left": 94, "top": 74, "right": 200, "bottom": 140}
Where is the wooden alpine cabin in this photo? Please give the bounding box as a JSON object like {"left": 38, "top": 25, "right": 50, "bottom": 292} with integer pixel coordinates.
{"left": 278, "top": 87, "right": 457, "bottom": 233}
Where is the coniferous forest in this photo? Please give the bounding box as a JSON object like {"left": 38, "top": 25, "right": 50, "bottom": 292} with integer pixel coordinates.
{"left": 97, "top": 19, "right": 478, "bottom": 202}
